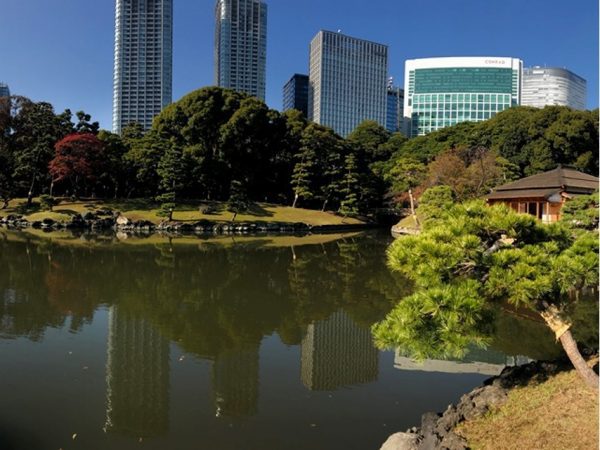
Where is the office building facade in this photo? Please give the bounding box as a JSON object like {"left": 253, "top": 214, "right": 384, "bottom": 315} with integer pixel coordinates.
{"left": 0, "top": 83, "right": 9, "bottom": 98}
{"left": 283, "top": 74, "right": 309, "bottom": 117}
{"left": 521, "top": 67, "right": 586, "bottom": 110}
{"left": 308, "top": 30, "right": 388, "bottom": 137}
{"left": 112, "top": 0, "right": 173, "bottom": 134}
{"left": 404, "top": 57, "right": 522, "bottom": 137}
{"left": 215, "top": 0, "right": 267, "bottom": 100}
{"left": 386, "top": 81, "right": 404, "bottom": 133}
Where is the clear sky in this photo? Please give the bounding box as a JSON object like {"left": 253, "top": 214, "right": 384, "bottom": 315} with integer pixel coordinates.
{"left": 1, "top": 0, "right": 597, "bottom": 130}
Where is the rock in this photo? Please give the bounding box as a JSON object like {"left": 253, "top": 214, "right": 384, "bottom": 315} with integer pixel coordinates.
{"left": 82, "top": 211, "right": 96, "bottom": 221}
{"left": 439, "top": 431, "right": 469, "bottom": 450}
{"left": 379, "top": 432, "right": 419, "bottom": 450}
{"left": 116, "top": 215, "right": 130, "bottom": 226}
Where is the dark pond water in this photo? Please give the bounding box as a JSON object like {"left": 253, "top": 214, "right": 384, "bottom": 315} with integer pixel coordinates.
{"left": 0, "top": 230, "right": 596, "bottom": 450}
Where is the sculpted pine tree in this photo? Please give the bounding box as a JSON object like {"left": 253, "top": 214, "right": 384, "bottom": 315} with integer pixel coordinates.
{"left": 373, "top": 201, "right": 599, "bottom": 389}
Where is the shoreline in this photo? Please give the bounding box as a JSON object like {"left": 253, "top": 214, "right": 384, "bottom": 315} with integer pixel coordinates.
{"left": 379, "top": 353, "right": 598, "bottom": 450}
{"left": 0, "top": 212, "right": 379, "bottom": 235}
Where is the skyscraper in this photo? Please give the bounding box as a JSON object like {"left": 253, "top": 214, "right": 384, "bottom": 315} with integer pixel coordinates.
{"left": 521, "top": 67, "right": 586, "bottom": 110}
{"left": 0, "top": 83, "right": 9, "bottom": 98}
{"left": 282, "top": 74, "right": 309, "bottom": 116}
{"left": 214, "top": 0, "right": 267, "bottom": 100}
{"left": 404, "top": 57, "right": 522, "bottom": 137}
{"left": 386, "top": 80, "right": 404, "bottom": 133}
{"left": 308, "top": 30, "right": 388, "bottom": 137}
{"left": 112, "top": 0, "right": 173, "bottom": 134}
{"left": 301, "top": 311, "right": 378, "bottom": 391}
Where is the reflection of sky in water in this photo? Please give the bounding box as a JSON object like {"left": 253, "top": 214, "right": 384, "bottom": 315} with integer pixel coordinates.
{"left": 0, "top": 232, "right": 595, "bottom": 450}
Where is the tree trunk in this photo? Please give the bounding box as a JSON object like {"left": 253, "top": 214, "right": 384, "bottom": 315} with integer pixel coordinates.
{"left": 27, "top": 175, "right": 36, "bottom": 207}
{"left": 408, "top": 189, "right": 419, "bottom": 227}
{"left": 292, "top": 193, "right": 298, "bottom": 209}
{"left": 321, "top": 198, "right": 328, "bottom": 212}
{"left": 558, "top": 330, "right": 598, "bottom": 389}
{"left": 540, "top": 305, "right": 598, "bottom": 390}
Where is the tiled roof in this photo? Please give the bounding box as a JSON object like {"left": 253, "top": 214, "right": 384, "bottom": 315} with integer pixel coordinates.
{"left": 488, "top": 166, "right": 598, "bottom": 200}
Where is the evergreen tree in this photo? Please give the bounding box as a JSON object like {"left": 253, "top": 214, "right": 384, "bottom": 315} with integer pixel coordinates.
{"left": 373, "top": 201, "right": 599, "bottom": 389}
{"left": 339, "top": 153, "right": 361, "bottom": 216}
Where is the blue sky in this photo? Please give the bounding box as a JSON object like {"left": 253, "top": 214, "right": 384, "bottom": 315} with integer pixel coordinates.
{"left": 1, "top": 0, "right": 597, "bottom": 130}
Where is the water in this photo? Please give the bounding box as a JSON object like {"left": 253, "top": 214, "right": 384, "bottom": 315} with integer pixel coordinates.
{"left": 0, "top": 229, "right": 593, "bottom": 450}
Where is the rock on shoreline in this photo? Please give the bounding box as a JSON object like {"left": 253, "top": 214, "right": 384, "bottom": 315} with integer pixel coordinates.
{"left": 380, "top": 358, "right": 578, "bottom": 450}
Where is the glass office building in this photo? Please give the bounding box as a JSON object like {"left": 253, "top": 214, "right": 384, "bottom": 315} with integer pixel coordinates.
{"left": 112, "top": 0, "right": 173, "bottom": 134}
{"left": 283, "top": 74, "right": 309, "bottom": 117}
{"left": 309, "top": 30, "right": 388, "bottom": 137}
{"left": 404, "top": 57, "right": 522, "bottom": 137}
{"left": 0, "top": 83, "right": 9, "bottom": 98}
{"left": 215, "top": 0, "right": 267, "bottom": 100}
{"left": 522, "top": 67, "right": 586, "bottom": 110}
{"left": 386, "top": 83, "right": 404, "bottom": 133}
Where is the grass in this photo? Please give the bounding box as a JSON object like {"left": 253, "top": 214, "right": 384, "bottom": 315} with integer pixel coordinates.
{"left": 457, "top": 366, "right": 599, "bottom": 450}
{"left": 395, "top": 214, "right": 420, "bottom": 229}
{"left": 1, "top": 198, "right": 365, "bottom": 226}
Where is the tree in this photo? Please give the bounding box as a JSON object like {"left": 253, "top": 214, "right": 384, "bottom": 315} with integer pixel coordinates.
{"left": 417, "top": 185, "right": 455, "bottom": 223}
{"left": 560, "top": 192, "right": 599, "bottom": 230}
{"left": 74, "top": 110, "right": 100, "bottom": 135}
{"left": 339, "top": 153, "right": 361, "bottom": 216}
{"left": 373, "top": 201, "right": 599, "bottom": 389}
{"left": 49, "top": 133, "right": 104, "bottom": 197}
{"left": 10, "top": 98, "right": 72, "bottom": 205}
{"left": 227, "top": 179, "right": 249, "bottom": 221}
{"left": 384, "top": 156, "right": 427, "bottom": 216}
{"left": 290, "top": 123, "right": 341, "bottom": 208}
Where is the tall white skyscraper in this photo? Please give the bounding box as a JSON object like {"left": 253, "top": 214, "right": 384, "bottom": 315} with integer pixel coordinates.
{"left": 308, "top": 30, "right": 388, "bottom": 137}
{"left": 214, "top": 0, "right": 267, "bottom": 100}
{"left": 112, "top": 0, "right": 173, "bottom": 133}
{"left": 521, "top": 67, "right": 586, "bottom": 110}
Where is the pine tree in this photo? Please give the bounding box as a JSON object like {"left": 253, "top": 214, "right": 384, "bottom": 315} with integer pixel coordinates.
{"left": 339, "top": 153, "right": 361, "bottom": 216}
{"left": 373, "top": 201, "right": 599, "bottom": 389}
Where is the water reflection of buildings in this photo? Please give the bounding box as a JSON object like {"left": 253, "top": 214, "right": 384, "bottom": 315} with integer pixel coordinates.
{"left": 301, "top": 310, "right": 378, "bottom": 390}
{"left": 212, "top": 343, "right": 260, "bottom": 419}
{"left": 104, "top": 306, "right": 170, "bottom": 437}
{"left": 394, "top": 347, "right": 532, "bottom": 376}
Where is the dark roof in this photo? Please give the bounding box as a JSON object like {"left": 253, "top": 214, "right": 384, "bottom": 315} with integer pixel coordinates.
{"left": 488, "top": 166, "right": 598, "bottom": 201}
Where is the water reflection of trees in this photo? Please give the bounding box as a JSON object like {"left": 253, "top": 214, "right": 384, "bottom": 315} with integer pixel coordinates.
{"left": 0, "top": 233, "right": 404, "bottom": 353}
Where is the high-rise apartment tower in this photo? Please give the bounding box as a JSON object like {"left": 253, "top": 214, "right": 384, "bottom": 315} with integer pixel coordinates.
{"left": 404, "top": 57, "right": 522, "bottom": 137}
{"left": 112, "top": 0, "right": 173, "bottom": 133}
{"left": 215, "top": 0, "right": 267, "bottom": 100}
{"left": 521, "top": 67, "right": 586, "bottom": 110}
{"left": 308, "top": 30, "right": 388, "bottom": 137}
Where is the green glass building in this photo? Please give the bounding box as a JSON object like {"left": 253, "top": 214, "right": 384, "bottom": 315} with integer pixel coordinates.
{"left": 404, "top": 57, "right": 522, "bottom": 137}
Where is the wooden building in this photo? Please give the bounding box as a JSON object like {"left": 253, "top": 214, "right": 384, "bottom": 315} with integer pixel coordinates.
{"left": 487, "top": 166, "right": 598, "bottom": 223}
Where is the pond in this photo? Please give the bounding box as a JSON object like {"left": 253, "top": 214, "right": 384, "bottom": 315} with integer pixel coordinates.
{"left": 0, "top": 230, "right": 595, "bottom": 450}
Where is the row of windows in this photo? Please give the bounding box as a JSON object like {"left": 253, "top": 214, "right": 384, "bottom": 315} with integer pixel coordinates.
{"left": 412, "top": 93, "right": 512, "bottom": 103}
{"left": 412, "top": 68, "right": 515, "bottom": 94}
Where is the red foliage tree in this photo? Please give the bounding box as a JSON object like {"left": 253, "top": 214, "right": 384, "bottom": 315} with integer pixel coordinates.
{"left": 49, "top": 133, "right": 104, "bottom": 196}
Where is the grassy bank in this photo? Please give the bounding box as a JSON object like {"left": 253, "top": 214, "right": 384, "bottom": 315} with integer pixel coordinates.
{"left": 1, "top": 198, "right": 365, "bottom": 226}
{"left": 457, "top": 366, "right": 599, "bottom": 450}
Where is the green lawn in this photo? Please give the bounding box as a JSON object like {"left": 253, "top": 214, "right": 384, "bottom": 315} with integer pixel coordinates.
{"left": 1, "top": 198, "right": 365, "bottom": 226}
